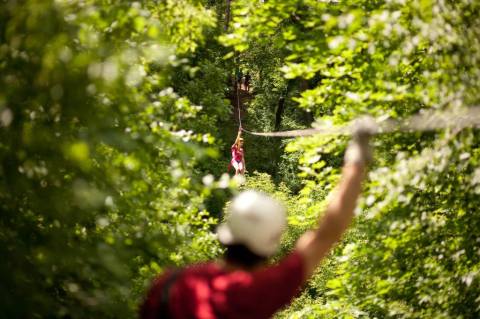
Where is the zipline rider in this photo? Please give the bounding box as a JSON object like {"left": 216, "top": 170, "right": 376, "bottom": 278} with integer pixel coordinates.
{"left": 230, "top": 128, "right": 245, "bottom": 176}
{"left": 140, "top": 119, "right": 376, "bottom": 319}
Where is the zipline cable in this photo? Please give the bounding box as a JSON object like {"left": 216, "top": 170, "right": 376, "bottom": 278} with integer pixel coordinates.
{"left": 239, "top": 107, "right": 480, "bottom": 138}
{"left": 236, "top": 80, "right": 242, "bottom": 129}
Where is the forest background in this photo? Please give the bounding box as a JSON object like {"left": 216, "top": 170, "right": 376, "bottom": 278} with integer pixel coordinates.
{"left": 1, "top": 0, "right": 479, "bottom": 318}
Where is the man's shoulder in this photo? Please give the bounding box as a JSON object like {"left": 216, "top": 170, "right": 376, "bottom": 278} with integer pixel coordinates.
{"left": 153, "top": 262, "right": 220, "bottom": 285}
{"left": 179, "top": 261, "right": 224, "bottom": 278}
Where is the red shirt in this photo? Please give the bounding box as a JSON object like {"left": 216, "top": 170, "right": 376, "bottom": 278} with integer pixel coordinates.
{"left": 141, "top": 251, "right": 305, "bottom": 319}
{"left": 231, "top": 144, "right": 244, "bottom": 162}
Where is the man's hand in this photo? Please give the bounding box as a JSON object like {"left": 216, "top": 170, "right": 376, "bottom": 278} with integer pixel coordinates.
{"left": 344, "top": 116, "right": 377, "bottom": 166}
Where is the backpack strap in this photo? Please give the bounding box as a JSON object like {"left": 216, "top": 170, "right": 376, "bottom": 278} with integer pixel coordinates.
{"left": 159, "top": 269, "right": 182, "bottom": 319}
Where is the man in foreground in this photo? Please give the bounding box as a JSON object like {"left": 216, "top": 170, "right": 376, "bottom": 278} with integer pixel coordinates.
{"left": 140, "top": 120, "right": 375, "bottom": 319}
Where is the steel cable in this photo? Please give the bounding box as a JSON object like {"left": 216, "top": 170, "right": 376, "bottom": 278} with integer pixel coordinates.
{"left": 239, "top": 107, "right": 480, "bottom": 138}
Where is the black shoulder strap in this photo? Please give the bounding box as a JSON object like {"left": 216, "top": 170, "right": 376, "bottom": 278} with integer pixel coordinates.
{"left": 159, "top": 269, "right": 182, "bottom": 319}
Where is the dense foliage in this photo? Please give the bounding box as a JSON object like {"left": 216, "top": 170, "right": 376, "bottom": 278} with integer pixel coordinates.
{"left": 224, "top": 0, "right": 480, "bottom": 317}
{"left": 1, "top": 0, "right": 479, "bottom": 318}
{"left": 0, "top": 1, "right": 225, "bottom": 317}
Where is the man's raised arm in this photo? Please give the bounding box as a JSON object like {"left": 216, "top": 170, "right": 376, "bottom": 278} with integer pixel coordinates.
{"left": 295, "top": 118, "right": 376, "bottom": 279}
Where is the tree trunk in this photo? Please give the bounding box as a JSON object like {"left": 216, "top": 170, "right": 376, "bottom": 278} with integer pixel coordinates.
{"left": 275, "top": 96, "right": 285, "bottom": 131}
{"left": 274, "top": 81, "right": 292, "bottom": 131}
{"left": 224, "top": 0, "right": 231, "bottom": 31}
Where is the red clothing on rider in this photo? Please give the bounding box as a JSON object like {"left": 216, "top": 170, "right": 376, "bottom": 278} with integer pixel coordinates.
{"left": 231, "top": 144, "right": 244, "bottom": 163}
{"left": 140, "top": 251, "right": 305, "bottom": 319}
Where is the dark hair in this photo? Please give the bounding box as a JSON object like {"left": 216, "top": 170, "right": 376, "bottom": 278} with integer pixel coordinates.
{"left": 224, "top": 244, "right": 267, "bottom": 269}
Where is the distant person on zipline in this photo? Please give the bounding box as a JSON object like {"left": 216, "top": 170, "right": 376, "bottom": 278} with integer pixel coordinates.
{"left": 140, "top": 119, "right": 376, "bottom": 319}
{"left": 229, "top": 128, "right": 245, "bottom": 176}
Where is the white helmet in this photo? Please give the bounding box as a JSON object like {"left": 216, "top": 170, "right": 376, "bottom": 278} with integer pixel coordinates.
{"left": 217, "top": 191, "right": 287, "bottom": 257}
